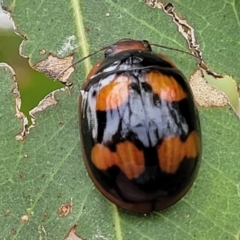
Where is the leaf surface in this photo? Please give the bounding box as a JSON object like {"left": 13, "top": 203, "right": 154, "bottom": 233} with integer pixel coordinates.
{"left": 1, "top": 1, "right": 240, "bottom": 239}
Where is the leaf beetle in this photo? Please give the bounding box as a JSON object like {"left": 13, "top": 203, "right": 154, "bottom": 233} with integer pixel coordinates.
{"left": 78, "top": 39, "right": 201, "bottom": 213}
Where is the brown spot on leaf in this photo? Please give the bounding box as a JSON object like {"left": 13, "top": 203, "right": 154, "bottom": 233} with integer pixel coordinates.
{"left": 39, "top": 49, "right": 46, "bottom": 55}
{"left": 85, "top": 27, "right": 90, "bottom": 33}
{"left": 43, "top": 212, "right": 48, "bottom": 217}
{"left": 4, "top": 209, "right": 10, "bottom": 216}
{"left": 19, "top": 173, "right": 24, "bottom": 179}
{"left": 21, "top": 214, "right": 29, "bottom": 223}
{"left": 58, "top": 201, "right": 72, "bottom": 217}
{"left": 58, "top": 121, "right": 65, "bottom": 126}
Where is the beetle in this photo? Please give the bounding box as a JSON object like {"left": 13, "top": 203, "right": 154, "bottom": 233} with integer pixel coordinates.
{"left": 79, "top": 39, "right": 201, "bottom": 213}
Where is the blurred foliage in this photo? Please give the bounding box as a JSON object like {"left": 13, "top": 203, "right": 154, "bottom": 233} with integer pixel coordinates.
{"left": 0, "top": 29, "right": 63, "bottom": 121}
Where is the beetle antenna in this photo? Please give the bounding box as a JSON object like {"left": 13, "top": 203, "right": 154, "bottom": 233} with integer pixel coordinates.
{"left": 55, "top": 47, "right": 107, "bottom": 80}
{"left": 150, "top": 43, "right": 200, "bottom": 60}
{"left": 56, "top": 42, "right": 200, "bottom": 80}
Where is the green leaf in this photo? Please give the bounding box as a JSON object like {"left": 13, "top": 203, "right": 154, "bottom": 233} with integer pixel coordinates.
{"left": 1, "top": 1, "right": 240, "bottom": 239}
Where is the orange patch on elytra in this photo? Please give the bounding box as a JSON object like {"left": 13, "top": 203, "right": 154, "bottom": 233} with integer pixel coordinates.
{"left": 158, "top": 131, "right": 200, "bottom": 173}
{"left": 95, "top": 75, "right": 130, "bottom": 111}
{"left": 91, "top": 141, "right": 145, "bottom": 179}
{"left": 146, "top": 71, "right": 187, "bottom": 102}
